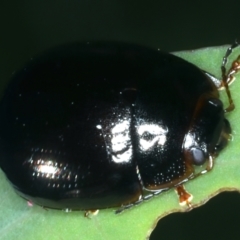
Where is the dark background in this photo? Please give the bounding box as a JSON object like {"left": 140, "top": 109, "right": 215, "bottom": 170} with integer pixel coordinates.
{"left": 1, "top": 1, "right": 240, "bottom": 239}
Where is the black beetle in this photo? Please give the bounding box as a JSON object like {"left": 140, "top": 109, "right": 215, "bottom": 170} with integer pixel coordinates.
{"left": 0, "top": 41, "right": 238, "bottom": 213}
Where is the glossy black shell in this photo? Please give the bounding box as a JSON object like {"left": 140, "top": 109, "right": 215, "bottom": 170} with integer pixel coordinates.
{"left": 0, "top": 42, "right": 229, "bottom": 210}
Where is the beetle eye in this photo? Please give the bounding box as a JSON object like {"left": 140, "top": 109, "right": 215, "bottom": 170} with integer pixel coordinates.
{"left": 141, "top": 132, "right": 154, "bottom": 141}
{"left": 189, "top": 147, "right": 206, "bottom": 166}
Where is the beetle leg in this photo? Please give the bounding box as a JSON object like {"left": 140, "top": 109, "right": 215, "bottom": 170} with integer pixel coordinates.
{"left": 84, "top": 209, "right": 99, "bottom": 218}
{"left": 221, "top": 40, "right": 240, "bottom": 112}
{"left": 198, "top": 154, "right": 214, "bottom": 176}
{"left": 224, "top": 55, "right": 240, "bottom": 86}
{"left": 27, "top": 201, "right": 34, "bottom": 207}
{"left": 175, "top": 185, "right": 193, "bottom": 207}
{"left": 205, "top": 41, "right": 240, "bottom": 113}
{"left": 174, "top": 156, "right": 213, "bottom": 207}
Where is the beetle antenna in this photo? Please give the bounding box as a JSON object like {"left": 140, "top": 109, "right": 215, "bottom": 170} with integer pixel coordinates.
{"left": 221, "top": 39, "right": 239, "bottom": 112}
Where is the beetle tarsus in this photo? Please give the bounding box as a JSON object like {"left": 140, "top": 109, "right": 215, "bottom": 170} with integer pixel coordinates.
{"left": 84, "top": 209, "right": 99, "bottom": 218}
{"left": 175, "top": 185, "right": 193, "bottom": 207}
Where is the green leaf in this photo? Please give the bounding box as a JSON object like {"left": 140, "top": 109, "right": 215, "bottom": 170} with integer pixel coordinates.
{"left": 0, "top": 44, "right": 240, "bottom": 240}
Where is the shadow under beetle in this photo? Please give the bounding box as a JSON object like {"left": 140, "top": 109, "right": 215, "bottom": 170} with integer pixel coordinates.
{"left": 0, "top": 41, "right": 239, "bottom": 214}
